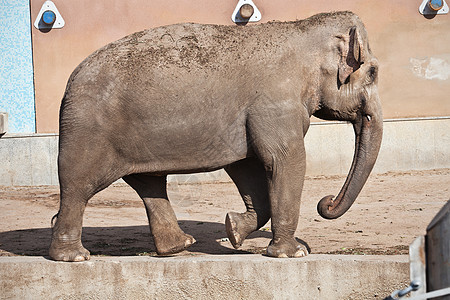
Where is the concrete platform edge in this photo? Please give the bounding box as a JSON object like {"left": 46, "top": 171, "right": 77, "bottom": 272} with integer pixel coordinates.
{"left": 0, "top": 254, "right": 409, "bottom": 300}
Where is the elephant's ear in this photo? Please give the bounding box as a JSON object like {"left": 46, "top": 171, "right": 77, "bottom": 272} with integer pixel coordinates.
{"left": 337, "top": 26, "right": 364, "bottom": 85}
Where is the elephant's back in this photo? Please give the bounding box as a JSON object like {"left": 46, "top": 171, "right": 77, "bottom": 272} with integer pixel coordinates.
{"left": 66, "top": 10, "right": 364, "bottom": 84}
{"left": 70, "top": 23, "right": 239, "bottom": 77}
{"left": 66, "top": 20, "right": 304, "bottom": 83}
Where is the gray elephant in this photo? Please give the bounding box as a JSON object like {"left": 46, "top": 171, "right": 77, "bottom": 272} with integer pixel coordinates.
{"left": 50, "top": 11, "right": 382, "bottom": 261}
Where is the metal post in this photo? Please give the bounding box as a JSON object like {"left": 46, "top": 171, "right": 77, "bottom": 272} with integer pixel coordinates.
{"left": 426, "top": 200, "right": 450, "bottom": 298}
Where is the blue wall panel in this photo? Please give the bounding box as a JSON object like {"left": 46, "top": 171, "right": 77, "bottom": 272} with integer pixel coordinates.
{"left": 0, "top": 0, "right": 35, "bottom": 133}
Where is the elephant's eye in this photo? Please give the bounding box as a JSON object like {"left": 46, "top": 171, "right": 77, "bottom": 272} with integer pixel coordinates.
{"left": 360, "top": 95, "right": 367, "bottom": 107}
{"left": 368, "top": 66, "right": 377, "bottom": 82}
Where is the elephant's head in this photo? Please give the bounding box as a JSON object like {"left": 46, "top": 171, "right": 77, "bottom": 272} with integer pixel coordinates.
{"left": 313, "top": 24, "right": 383, "bottom": 219}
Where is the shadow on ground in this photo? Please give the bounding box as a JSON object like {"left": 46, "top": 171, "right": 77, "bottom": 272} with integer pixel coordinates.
{"left": 0, "top": 221, "right": 275, "bottom": 257}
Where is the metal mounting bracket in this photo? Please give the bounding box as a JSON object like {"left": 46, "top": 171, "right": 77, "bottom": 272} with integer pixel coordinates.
{"left": 0, "top": 112, "right": 8, "bottom": 136}
{"left": 34, "top": 0, "right": 65, "bottom": 30}
{"left": 419, "top": 0, "right": 449, "bottom": 15}
{"left": 231, "top": 0, "right": 261, "bottom": 23}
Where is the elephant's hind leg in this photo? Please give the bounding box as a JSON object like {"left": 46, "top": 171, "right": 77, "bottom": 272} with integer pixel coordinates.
{"left": 50, "top": 145, "right": 125, "bottom": 261}
{"left": 49, "top": 188, "right": 92, "bottom": 262}
{"left": 123, "top": 174, "right": 195, "bottom": 255}
{"left": 224, "top": 158, "right": 271, "bottom": 249}
{"left": 50, "top": 177, "right": 118, "bottom": 261}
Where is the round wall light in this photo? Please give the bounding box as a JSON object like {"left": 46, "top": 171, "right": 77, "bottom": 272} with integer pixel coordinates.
{"left": 42, "top": 10, "right": 56, "bottom": 25}
{"left": 419, "top": 0, "right": 449, "bottom": 14}
{"left": 239, "top": 4, "right": 254, "bottom": 19}
{"left": 429, "top": 0, "right": 444, "bottom": 10}
{"left": 34, "top": 0, "right": 65, "bottom": 30}
{"left": 231, "top": 0, "right": 261, "bottom": 23}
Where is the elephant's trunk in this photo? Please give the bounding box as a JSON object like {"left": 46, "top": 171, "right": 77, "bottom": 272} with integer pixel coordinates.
{"left": 317, "top": 101, "right": 383, "bottom": 219}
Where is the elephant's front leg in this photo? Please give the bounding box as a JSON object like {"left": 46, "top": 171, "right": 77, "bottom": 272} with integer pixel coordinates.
{"left": 247, "top": 102, "right": 309, "bottom": 257}
{"left": 264, "top": 143, "right": 308, "bottom": 258}
{"left": 266, "top": 144, "right": 308, "bottom": 257}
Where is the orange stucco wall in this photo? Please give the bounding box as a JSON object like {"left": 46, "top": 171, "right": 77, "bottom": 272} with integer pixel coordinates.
{"left": 31, "top": 0, "right": 450, "bottom": 133}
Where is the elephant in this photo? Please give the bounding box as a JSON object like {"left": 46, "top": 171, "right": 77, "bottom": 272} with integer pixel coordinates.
{"left": 49, "top": 11, "right": 383, "bottom": 261}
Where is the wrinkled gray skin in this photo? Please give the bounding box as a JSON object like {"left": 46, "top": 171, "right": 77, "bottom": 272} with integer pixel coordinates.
{"left": 50, "top": 11, "right": 382, "bottom": 261}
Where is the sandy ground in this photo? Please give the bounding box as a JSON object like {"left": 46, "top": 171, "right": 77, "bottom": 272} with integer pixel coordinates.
{"left": 0, "top": 169, "right": 448, "bottom": 258}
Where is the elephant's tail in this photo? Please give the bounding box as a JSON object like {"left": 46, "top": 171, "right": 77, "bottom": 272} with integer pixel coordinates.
{"left": 51, "top": 212, "right": 59, "bottom": 228}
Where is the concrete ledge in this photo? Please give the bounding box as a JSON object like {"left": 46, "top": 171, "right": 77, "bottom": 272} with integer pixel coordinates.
{"left": 1, "top": 117, "right": 449, "bottom": 185}
{"left": 0, "top": 255, "right": 409, "bottom": 299}
{"left": 0, "top": 133, "right": 58, "bottom": 185}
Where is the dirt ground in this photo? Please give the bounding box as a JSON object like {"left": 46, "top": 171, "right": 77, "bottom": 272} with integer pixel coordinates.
{"left": 0, "top": 169, "right": 448, "bottom": 258}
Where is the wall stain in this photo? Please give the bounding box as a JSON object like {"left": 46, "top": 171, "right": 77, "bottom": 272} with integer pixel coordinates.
{"left": 410, "top": 55, "right": 450, "bottom": 81}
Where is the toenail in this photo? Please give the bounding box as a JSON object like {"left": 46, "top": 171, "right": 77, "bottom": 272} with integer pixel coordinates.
{"left": 73, "top": 255, "right": 85, "bottom": 262}
{"left": 294, "top": 250, "right": 306, "bottom": 257}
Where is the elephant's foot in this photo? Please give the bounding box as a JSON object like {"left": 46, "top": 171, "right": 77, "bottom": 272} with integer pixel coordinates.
{"left": 225, "top": 211, "right": 257, "bottom": 249}
{"left": 49, "top": 239, "right": 90, "bottom": 262}
{"left": 266, "top": 238, "right": 308, "bottom": 258}
{"left": 153, "top": 230, "right": 196, "bottom": 255}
